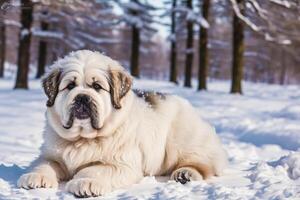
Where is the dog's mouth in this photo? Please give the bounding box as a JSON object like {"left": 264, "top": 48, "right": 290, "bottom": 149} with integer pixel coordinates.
{"left": 74, "top": 103, "right": 91, "bottom": 120}
{"left": 63, "top": 94, "right": 101, "bottom": 130}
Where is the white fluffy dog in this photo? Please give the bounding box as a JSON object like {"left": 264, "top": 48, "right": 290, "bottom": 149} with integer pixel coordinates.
{"left": 18, "top": 50, "right": 227, "bottom": 197}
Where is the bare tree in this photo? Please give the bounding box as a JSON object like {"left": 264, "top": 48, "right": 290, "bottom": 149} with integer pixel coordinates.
{"left": 0, "top": 20, "right": 5, "bottom": 78}
{"left": 130, "top": 0, "right": 140, "bottom": 77}
{"left": 169, "top": 0, "right": 178, "bottom": 83}
{"left": 15, "top": 0, "right": 34, "bottom": 89}
{"left": 116, "top": 0, "right": 156, "bottom": 78}
{"left": 36, "top": 14, "right": 49, "bottom": 78}
{"left": 198, "top": 0, "right": 210, "bottom": 90}
{"left": 229, "top": 0, "right": 299, "bottom": 93}
{"left": 184, "top": 0, "right": 194, "bottom": 87}
{"left": 231, "top": 0, "right": 244, "bottom": 94}
{"left": 280, "top": 48, "right": 286, "bottom": 85}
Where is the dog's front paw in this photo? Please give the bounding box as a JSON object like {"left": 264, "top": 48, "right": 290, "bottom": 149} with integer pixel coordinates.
{"left": 66, "top": 178, "right": 112, "bottom": 198}
{"left": 17, "top": 172, "right": 58, "bottom": 189}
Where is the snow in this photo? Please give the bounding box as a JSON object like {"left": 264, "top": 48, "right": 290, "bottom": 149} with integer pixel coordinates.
{"left": 20, "top": 29, "right": 30, "bottom": 39}
{"left": 122, "top": 14, "right": 144, "bottom": 29}
{"left": 123, "top": 2, "right": 146, "bottom": 13}
{"left": 230, "top": 0, "right": 261, "bottom": 32}
{"left": 169, "top": 6, "right": 210, "bottom": 28}
{"left": 167, "top": 33, "right": 176, "bottom": 42}
{"left": 76, "top": 32, "right": 120, "bottom": 44}
{"left": 0, "top": 78, "right": 300, "bottom": 199}
{"left": 186, "top": 9, "right": 210, "bottom": 28}
{"left": 65, "top": 37, "right": 86, "bottom": 49}
{"left": 247, "top": 0, "right": 268, "bottom": 19}
{"left": 118, "top": 1, "right": 157, "bottom": 38}
{"left": 268, "top": 152, "right": 300, "bottom": 180}
{"left": 265, "top": 33, "right": 292, "bottom": 45}
{"left": 185, "top": 48, "right": 194, "bottom": 54}
{"left": 4, "top": 20, "right": 21, "bottom": 28}
{"left": 270, "top": 0, "right": 292, "bottom": 8}
{"left": 31, "top": 29, "right": 64, "bottom": 39}
{"left": 280, "top": 39, "right": 292, "bottom": 45}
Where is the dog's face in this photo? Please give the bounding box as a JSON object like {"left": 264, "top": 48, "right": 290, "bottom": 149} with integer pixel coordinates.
{"left": 42, "top": 50, "right": 132, "bottom": 140}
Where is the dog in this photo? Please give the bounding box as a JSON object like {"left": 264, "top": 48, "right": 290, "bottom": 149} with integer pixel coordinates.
{"left": 17, "top": 50, "right": 227, "bottom": 197}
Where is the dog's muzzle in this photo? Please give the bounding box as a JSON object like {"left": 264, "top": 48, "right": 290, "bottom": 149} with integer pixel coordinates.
{"left": 73, "top": 94, "right": 92, "bottom": 120}
{"left": 63, "top": 94, "right": 100, "bottom": 130}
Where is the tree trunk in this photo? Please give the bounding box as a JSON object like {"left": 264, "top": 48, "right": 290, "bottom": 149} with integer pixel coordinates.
{"left": 184, "top": 0, "right": 194, "bottom": 87}
{"left": 169, "top": 0, "right": 177, "bottom": 84}
{"left": 198, "top": 0, "right": 210, "bottom": 90}
{"left": 36, "top": 21, "right": 49, "bottom": 78}
{"left": 230, "top": 0, "right": 245, "bottom": 94}
{"left": 129, "top": 0, "right": 140, "bottom": 78}
{"left": 130, "top": 25, "right": 140, "bottom": 77}
{"left": 280, "top": 48, "right": 286, "bottom": 85}
{"left": 15, "top": 0, "right": 33, "bottom": 89}
{"left": 0, "top": 22, "right": 5, "bottom": 78}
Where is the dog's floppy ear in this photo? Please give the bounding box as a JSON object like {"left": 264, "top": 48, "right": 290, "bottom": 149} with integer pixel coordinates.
{"left": 42, "top": 68, "right": 62, "bottom": 107}
{"left": 109, "top": 70, "right": 132, "bottom": 109}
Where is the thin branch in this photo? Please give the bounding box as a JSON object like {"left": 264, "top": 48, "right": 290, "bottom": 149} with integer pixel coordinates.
{"left": 230, "top": 0, "right": 261, "bottom": 32}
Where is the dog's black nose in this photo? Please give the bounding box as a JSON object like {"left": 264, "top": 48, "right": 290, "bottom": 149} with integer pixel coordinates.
{"left": 74, "top": 94, "right": 90, "bottom": 105}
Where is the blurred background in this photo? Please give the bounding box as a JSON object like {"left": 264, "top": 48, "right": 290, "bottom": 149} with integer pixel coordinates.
{"left": 0, "top": 0, "right": 299, "bottom": 93}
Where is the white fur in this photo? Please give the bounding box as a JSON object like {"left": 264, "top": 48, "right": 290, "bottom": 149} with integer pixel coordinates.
{"left": 18, "top": 50, "right": 227, "bottom": 197}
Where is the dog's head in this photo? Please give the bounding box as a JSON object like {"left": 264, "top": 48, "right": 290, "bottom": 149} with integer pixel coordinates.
{"left": 42, "top": 50, "right": 132, "bottom": 140}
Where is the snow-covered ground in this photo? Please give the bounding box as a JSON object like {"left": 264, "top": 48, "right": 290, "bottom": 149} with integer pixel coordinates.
{"left": 0, "top": 77, "right": 299, "bottom": 199}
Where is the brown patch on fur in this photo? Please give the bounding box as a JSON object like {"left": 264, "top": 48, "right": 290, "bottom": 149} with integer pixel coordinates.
{"left": 133, "top": 90, "right": 166, "bottom": 108}
{"left": 42, "top": 68, "right": 62, "bottom": 107}
{"left": 52, "top": 160, "right": 70, "bottom": 181}
{"left": 74, "top": 161, "right": 103, "bottom": 175}
{"left": 108, "top": 70, "right": 132, "bottom": 109}
{"left": 175, "top": 162, "right": 215, "bottom": 180}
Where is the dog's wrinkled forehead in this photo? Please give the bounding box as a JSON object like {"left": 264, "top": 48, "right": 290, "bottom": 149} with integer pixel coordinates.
{"left": 43, "top": 50, "right": 132, "bottom": 109}
{"left": 59, "top": 50, "right": 123, "bottom": 72}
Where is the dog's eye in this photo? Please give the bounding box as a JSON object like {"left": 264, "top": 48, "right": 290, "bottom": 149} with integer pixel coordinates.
{"left": 92, "top": 82, "right": 102, "bottom": 91}
{"left": 67, "top": 82, "right": 76, "bottom": 90}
